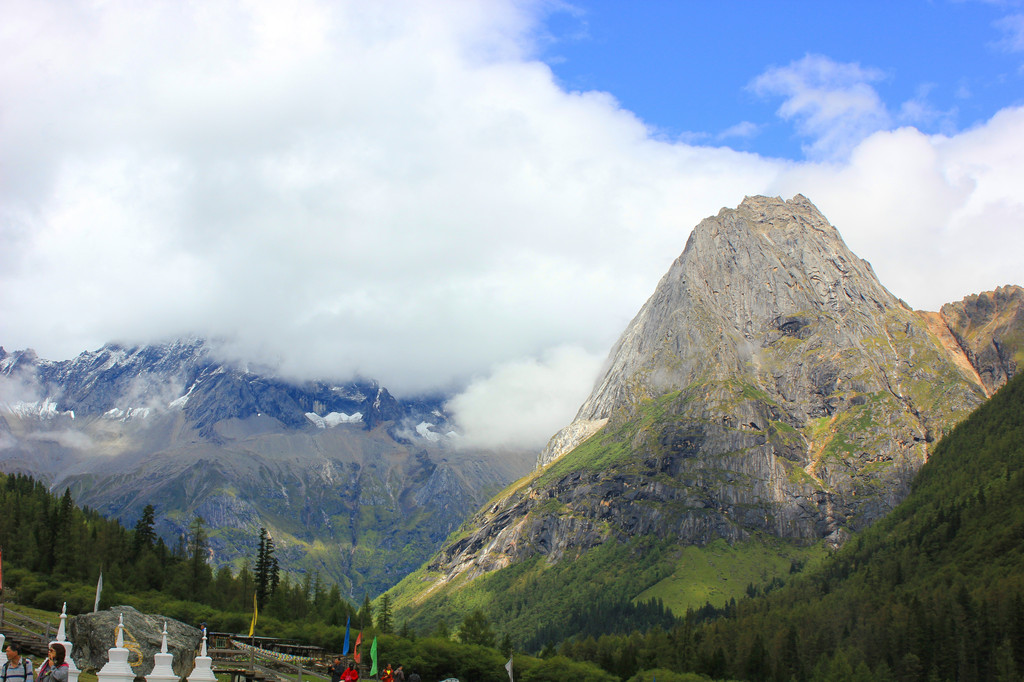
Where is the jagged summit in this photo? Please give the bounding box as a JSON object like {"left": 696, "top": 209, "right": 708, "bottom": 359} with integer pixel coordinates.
{"left": 541, "top": 194, "right": 906, "bottom": 466}
{"left": 582, "top": 194, "right": 893, "bottom": 417}
{"left": 422, "top": 195, "right": 1014, "bottom": 593}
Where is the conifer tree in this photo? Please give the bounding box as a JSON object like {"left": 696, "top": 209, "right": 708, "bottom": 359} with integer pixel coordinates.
{"left": 458, "top": 609, "right": 495, "bottom": 648}
{"left": 254, "top": 527, "right": 279, "bottom": 608}
{"left": 377, "top": 593, "right": 393, "bottom": 634}
{"left": 54, "top": 488, "right": 76, "bottom": 576}
{"left": 187, "top": 516, "right": 211, "bottom": 597}
{"left": 132, "top": 504, "right": 157, "bottom": 556}
{"left": 357, "top": 594, "right": 374, "bottom": 629}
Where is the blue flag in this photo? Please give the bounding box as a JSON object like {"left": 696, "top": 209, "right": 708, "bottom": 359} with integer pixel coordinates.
{"left": 342, "top": 615, "right": 351, "bottom": 655}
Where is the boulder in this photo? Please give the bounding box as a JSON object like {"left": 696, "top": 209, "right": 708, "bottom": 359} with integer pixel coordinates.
{"left": 68, "top": 606, "right": 202, "bottom": 679}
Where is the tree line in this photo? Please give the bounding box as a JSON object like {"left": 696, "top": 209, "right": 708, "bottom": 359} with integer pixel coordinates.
{"left": 0, "top": 474, "right": 373, "bottom": 644}
{"left": 0, "top": 470, "right": 623, "bottom": 681}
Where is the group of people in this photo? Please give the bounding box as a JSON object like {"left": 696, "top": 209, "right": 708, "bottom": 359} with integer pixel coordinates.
{"left": 1, "top": 642, "right": 70, "bottom": 682}
{"left": 327, "top": 655, "right": 420, "bottom": 682}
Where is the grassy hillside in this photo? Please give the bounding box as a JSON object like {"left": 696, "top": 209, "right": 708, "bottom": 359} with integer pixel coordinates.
{"left": 390, "top": 527, "right": 827, "bottom": 652}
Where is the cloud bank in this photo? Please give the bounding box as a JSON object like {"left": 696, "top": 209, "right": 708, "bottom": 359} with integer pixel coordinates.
{"left": 1, "top": 1, "right": 1022, "bottom": 450}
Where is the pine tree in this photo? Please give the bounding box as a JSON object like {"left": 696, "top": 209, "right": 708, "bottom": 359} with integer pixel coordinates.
{"left": 132, "top": 504, "right": 157, "bottom": 557}
{"left": 358, "top": 594, "right": 374, "bottom": 629}
{"left": 53, "top": 488, "right": 76, "bottom": 577}
{"left": 187, "top": 516, "right": 211, "bottom": 597}
{"left": 458, "top": 609, "right": 495, "bottom": 648}
{"left": 377, "top": 593, "right": 393, "bottom": 634}
{"left": 254, "top": 527, "right": 278, "bottom": 608}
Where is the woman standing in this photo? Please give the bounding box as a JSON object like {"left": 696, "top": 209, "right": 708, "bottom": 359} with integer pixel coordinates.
{"left": 36, "top": 643, "right": 68, "bottom": 682}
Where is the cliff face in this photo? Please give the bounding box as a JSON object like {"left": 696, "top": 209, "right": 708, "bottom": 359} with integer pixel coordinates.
{"left": 427, "top": 195, "right": 1015, "bottom": 586}
{"left": 938, "top": 285, "right": 1024, "bottom": 396}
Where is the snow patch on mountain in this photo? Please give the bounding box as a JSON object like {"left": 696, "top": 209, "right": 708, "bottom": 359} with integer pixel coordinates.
{"left": 415, "top": 421, "right": 459, "bottom": 441}
{"left": 103, "top": 407, "right": 152, "bottom": 421}
{"left": 305, "top": 411, "right": 364, "bottom": 428}
{"left": 4, "top": 398, "right": 74, "bottom": 420}
{"left": 416, "top": 421, "right": 441, "bottom": 441}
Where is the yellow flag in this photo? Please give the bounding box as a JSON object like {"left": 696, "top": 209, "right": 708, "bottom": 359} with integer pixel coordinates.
{"left": 248, "top": 592, "right": 258, "bottom": 636}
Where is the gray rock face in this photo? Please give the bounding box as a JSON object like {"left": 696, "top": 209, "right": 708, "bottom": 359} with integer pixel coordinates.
{"left": 68, "top": 606, "right": 201, "bottom": 678}
{"left": 429, "top": 195, "right": 1014, "bottom": 586}
{"left": 939, "top": 285, "right": 1024, "bottom": 396}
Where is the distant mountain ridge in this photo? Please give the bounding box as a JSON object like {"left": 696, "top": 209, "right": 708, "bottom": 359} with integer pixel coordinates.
{"left": 0, "top": 338, "right": 533, "bottom": 597}
{"left": 392, "top": 195, "right": 1022, "bottom": 638}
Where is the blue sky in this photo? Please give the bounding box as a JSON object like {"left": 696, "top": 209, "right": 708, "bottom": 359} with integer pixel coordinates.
{"left": 539, "top": 1, "right": 1024, "bottom": 158}
{"left": 1, "top": 0, "right": 1023, "bottom": 448}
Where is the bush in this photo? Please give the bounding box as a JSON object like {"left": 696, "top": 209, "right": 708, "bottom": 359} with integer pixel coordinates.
{"left": 625, "top": 669, "right": 714, "bottom": 682}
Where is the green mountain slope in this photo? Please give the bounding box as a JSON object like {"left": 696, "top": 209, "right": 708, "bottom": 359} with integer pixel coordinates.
{"left": 678, "top": 369, "right": 1024, "bottom": 680}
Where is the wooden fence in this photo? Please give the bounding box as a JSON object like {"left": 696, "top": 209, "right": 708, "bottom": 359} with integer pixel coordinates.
{"left": 0, "top": 604, "right": 54, "bottom": 656}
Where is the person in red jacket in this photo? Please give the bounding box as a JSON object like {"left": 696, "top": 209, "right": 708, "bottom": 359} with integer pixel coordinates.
{"left": 340, "top": 661, "right": 359, "bottom": 682}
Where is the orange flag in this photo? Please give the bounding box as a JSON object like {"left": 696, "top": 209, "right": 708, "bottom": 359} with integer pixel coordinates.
{"left": 353, "top": 632, "right": 363, "bottom": 663}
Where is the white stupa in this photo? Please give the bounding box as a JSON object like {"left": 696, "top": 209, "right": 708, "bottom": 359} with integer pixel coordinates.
{"left": 146, "top": 622, "right": 177, "bottom": 682}
{"left": 186, "top": 629, "right": 216, "bottom": 682}
{"left": 96, "top": 614, "right": 136, "bottom": 682}
{"left": 51, "top": 603, "right": 81, "bottom": 682}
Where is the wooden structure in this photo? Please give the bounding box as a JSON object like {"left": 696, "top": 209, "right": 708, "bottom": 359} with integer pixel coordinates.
{"left": 207, "top": 633, "right": 329, "bottom": 682}
{"left": 0, "top": 604, "right": 55, "bottom": 657}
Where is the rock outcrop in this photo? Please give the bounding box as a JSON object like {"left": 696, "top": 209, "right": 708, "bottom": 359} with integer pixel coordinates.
{"left": 69, "top": 606, "right": 201, "bottom": 678}
{"left": 938, "top": 285, "right": 1024, "bottom": 396}
{"left": 426, "top": 195, "right": 1018, "bottom": 587}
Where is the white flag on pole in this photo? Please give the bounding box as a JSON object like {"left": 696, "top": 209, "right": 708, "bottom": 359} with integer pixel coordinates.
{"left": 505, "top": 656, "right": 513, "bottom": 682}
{"left": 93, "top": 572, "right": 103, "bottom": 612}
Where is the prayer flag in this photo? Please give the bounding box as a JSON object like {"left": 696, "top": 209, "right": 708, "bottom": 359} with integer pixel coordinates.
{"left": 353, "top": 632, "right": 363, "bottom": 664}
{"left": 342, "top": 616, "right": 350, "bottom": 655}
{"left": 248, "top": 591, "right": 258, "bottom": 636}
{"left": 369, "top": 636, "right": 378, "bottom": 677}
{"left": 505, "top": 656, "right": 513, "bottom": 682}
{"left": 0, "top": 547, "right": 4, "bottom": 593}
{"left": 93, "top": 571, "right": 103, "bottom": 612}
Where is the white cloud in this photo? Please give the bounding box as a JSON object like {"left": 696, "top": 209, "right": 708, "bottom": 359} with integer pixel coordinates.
{"left": 0, "top": 1, "right": 1023, "bottom": 455}
{"left": 750, "top": 54, "right": 892, "bottom": 159}
{"left": 446, "top": 345, "right": 604, "bottom": 450}
{"left": 994, "top": 14, "right": 1024, "bottom": 52}
{"left": 770, "top": 109, "right": 1024, "bottom": 308}
{"left": 717, "top": 121, "right": 761, "bottom": 141}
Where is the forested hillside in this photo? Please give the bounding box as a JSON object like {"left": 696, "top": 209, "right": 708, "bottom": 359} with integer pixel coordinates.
{"left": 0, "top": 473, "right": 622, "bottom": 681}
{"left": 0, "top": 474, "right": 370, "bottom": 646}
{"left": 560, "top": 371, "right": 1024, "bottom": 681}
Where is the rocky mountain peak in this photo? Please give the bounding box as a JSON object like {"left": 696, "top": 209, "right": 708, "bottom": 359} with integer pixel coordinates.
{"left": 541, "top": 194, "right": 901, "bottom": 466}
{"left": 938, "top": 284, "right": 1024, "bottom": 395}
{"left": 427, "top": 195, "right": 1012, "bottom": 593}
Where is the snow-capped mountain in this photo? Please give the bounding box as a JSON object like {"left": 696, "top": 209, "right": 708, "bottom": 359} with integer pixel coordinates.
{"left": 0, "top": 338, "right": 532, "bottom": 597}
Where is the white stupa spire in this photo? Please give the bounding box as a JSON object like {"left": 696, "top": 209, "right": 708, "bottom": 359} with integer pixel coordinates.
{"left": 186, "top": 628, "right": 216, "bottom": 682}
{"left": 146, "top": 622, "right": 177, "bottom": 682}
{"left": 96, "top": 613, "right": 135, "bottom": 682}
{"left": 52, "top": 601, "right": 81, "bottom": 682}
{"left": 56, "top": 603, "right": 67, "bottom": 640}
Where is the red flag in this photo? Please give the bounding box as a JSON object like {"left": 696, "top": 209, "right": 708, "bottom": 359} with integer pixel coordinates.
{"left": 353, "top": 632, "right": 362, "bottom": 663}
{"left": 0, "top": 546, "right": 4, "bottom": 592}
